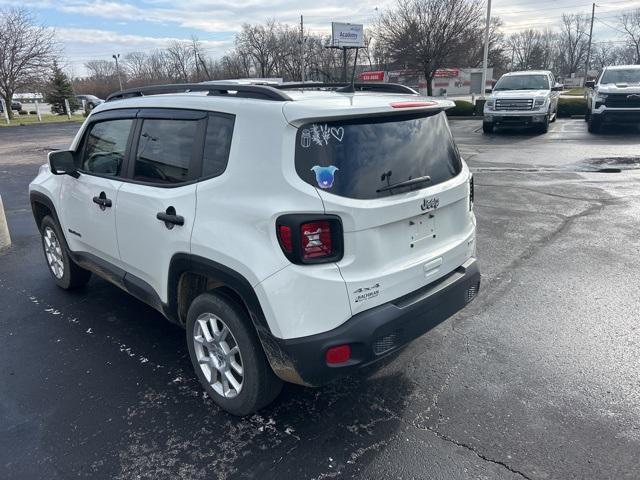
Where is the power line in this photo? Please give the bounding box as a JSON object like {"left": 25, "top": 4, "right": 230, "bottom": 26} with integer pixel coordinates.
{"left": 594, "top": 16, "right": 628, "bottom": 34}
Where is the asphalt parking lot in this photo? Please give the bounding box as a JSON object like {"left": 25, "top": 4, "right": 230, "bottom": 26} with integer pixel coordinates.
{"left": 1, "top": 119, "right": 640, "bottom": 479}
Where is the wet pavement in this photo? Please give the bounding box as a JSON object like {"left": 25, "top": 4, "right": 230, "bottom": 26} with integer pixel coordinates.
{"left": 1, "top": 120, "right": 639, "bottom": 479}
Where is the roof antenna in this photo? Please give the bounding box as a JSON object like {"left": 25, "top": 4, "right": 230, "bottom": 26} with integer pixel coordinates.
{"left": 337, "top": 47, "right": 359, "bottom": 93}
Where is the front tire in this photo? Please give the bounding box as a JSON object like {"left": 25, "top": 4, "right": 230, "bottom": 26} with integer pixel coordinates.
{"left": 588, "top": 114, "right": 602, "bottom": 133}
{"left": 40, "top": 215, "right": 91, "bottom": 290}
{"left": 186, "top": 292, "right": 283, "bottom": 416}
{"left": 537, "top": 115, "right": 550, "bottom": 133}
{"left": 482, "top": 121, "right": 494, "bottom": 134}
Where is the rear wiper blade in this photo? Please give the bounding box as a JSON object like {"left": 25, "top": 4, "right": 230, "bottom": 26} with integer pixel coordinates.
{"left": 376, "top": 175, "right": 431, "bottom": 193}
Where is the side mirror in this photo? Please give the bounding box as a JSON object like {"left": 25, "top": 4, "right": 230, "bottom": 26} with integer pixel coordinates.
{"left": 585, "top": 80, "right": 595, "bottom": 89}
{"left": 48, "top": 150, "right": 78, "bottom": 177}
{"left": 552, "top": 83, "right": 564, "bottom": 91}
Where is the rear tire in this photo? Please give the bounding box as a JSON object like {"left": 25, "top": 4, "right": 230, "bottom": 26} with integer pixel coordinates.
{"left": 588, "top": 115, "right": 602, "bottom": 133}
{"left": 40, "top": 215, "right": 91, "bottom": 290}
{"left": 186, "top": 292, "right": 283, "bottom": 416}
{"left": 482, "top": 122, "right": 494, "bottom": 134}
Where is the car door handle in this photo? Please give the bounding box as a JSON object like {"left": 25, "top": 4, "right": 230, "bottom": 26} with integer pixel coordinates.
{"left": 156, "top": 208, "right": 184, "bottom": 229}
{"left": 92, "top": 193, "right": 112, "bottom": 209}
{"left": 156, "top": 212, "right": 184, "bottom": 225}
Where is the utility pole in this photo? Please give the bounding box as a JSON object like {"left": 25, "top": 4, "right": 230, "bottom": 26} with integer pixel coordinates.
{"left": 194, "top": 49, "right": 200, "bottom": 82}
{"left": 480, "top": 0, "right": 491, "bottom": 99}
{"left": 480, "top": 0, "right": 492, "bottom": 98}
{"left": 583, "top": 2, "right": 596, "bottom": 86}
{"left": 300, "top": 15, "right": 305, "bottom": 82}
{"left": 112, "top": 53, "right": 123, "bottom": 91}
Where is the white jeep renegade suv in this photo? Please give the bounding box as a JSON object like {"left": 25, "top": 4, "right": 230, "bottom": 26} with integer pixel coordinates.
{"left": 29, "top": 82, "right": 480, "bottom": 415}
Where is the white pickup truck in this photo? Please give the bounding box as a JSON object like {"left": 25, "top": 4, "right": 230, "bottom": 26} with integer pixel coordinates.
{"left": 483, "top": 70, "right": 562, "bottom": 134}
{"left": 586, "top": 65, "right": 640, "bottom": 133}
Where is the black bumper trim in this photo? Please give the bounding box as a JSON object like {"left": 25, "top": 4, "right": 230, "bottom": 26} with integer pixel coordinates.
{"left": 270, "top": 258, "right": 480, "bottom": 386}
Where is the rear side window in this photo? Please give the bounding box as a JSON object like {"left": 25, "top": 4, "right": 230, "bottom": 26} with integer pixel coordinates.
{"left": 81, "top": 119, "right": 133, "bottom": 176}
{"left": 133, "top": 119, "right": 198, "bottom": 184}
{"left": 295, "top": 111, "right": 462, "bottom": 199}
{"left": 202, "top": 114, "right": 234, "bottom": 178}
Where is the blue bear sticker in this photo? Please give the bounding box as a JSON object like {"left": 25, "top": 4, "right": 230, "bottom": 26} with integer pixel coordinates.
{"left": 311, "top": 165, "right": 339, "bottom": 189}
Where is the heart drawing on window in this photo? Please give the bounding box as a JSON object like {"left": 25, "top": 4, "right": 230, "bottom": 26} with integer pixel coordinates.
{"left": 330, "top": 127, "right": 344, "bottom": 142}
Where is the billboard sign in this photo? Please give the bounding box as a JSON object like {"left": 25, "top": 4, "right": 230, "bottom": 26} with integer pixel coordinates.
{"left": 358, "top": 71, "right": 385, "bottom": 82}
{"left": 331, "top": 22, "right": 364, "bottom": 48}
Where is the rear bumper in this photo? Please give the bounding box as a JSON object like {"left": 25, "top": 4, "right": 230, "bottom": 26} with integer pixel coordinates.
{"left": 268, "top": 258, "right": 480, "bottom": 386}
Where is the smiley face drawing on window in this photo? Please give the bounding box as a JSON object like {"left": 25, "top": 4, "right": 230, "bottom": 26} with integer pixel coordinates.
{"left": 311, "top": 165, "right": 339, "bottom": 189}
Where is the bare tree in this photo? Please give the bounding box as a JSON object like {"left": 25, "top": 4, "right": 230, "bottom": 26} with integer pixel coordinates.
{"left": 0, "top": 7, "right": 55, "bottom": 118}
{"left": 508, "top": 29, "right": 557, "bottom": 71}
{"left": 166, "top": 40, "right": 194, "bottom": 82}
{"left": 592, "top": 42, "right": 619, "bottom": 70}
{"left": 375, "top": 0, "right": 483, "bottom": 95}
{"left": 236, "top": 21, "right": 280, "bottom": 78}
{"left": 619, "top": 9, "right": 640, "bottom": 64}
{"left": 556, "top": 14, "right": 589, "bottom": 75}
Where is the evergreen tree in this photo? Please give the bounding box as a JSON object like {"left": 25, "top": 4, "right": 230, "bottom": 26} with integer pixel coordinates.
{"left": 44, "top": 61, "right": 79, "bottom": 114}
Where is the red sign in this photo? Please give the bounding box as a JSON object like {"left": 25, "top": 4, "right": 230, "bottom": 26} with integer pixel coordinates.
{"left": 358, "top": 71, "right": 385, "bottom": 82}
{"left": 434, "top": 69, "right": 460, "bottom": 78}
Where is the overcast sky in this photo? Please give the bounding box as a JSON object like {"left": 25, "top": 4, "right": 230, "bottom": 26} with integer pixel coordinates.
{"left": 3, "top": 0, "right": 639, "bottom": 75}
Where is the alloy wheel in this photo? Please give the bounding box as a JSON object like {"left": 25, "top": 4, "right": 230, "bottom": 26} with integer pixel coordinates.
{"left": 193, "top": 312, "right": 244, "bottom": 398}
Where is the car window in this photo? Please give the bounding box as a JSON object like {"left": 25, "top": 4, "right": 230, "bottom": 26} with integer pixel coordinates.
{"left": 600, "top": 69, "right": 640, "bottom": 85}
{"left": 201, "top": 115, "right": 234, "bottom": 178}
{"left": 133, "top": 118, "right": 198, "bottom": 184}
{"left": 81, "top": 119, "right": 133, "bottom": 176}
{"left": 494, "top": 75, "right": 550, "bottom": 91}
{"left": 295, "top": 111, "right": 461, "bottom": 199}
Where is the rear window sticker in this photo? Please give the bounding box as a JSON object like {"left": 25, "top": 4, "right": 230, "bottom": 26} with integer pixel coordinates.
{"left": 311, "top": 165, "right": 339, "bottom": 189}
{"left": 301, "top": 129, "right": 311, "bottom": 148}
{"left": 304, "top": 124, "right": 345, "bottom": 148}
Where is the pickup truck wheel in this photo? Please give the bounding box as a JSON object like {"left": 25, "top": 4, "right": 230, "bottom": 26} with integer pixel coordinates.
{"left": 40, "top": 215, "right": 91, "bottom": 290}
{"left": 482, "top": 122, "right": 494, "bottom": 134}
{"left": 588, "top": 115, "right": 601, "bottom": 133}
{"left": 186, "top": 292, "right": 283, "bottom": 416}
{"left": 538, "top": 115, "right": 549, "bottom": 133}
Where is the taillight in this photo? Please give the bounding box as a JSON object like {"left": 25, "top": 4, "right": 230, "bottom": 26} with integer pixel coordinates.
{"left": 277, "top": 225, "right": 293, "bottom": 253}
{"left": 276, "top": 215, "right": 343, "bottom": 264}
{"left": 301, "top": 221, "right": 332, "bottom": 259}
{"left": 326, "top": 344, "right": 351, "bottom": 365}
{"left": 469, "top": 175, "right": 474, "bottom": 211}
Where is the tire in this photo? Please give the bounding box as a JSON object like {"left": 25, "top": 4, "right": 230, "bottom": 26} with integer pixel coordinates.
{"left": 585, "top": 109, "right": 590, "bottom": 122}
{"left": 482, "top": 122, "right": 494, "bottom": 134}
{"left": 538, "top": 115, "right": 549, "bottom": 133}
{"left": 186, "top": 292, "right": 283, "bottom": 416}
{"left": 588, "top": 115, "right": 602, "bottom": 133}
{"left": 40, "top": 215, "right": 91, "bottom": 290}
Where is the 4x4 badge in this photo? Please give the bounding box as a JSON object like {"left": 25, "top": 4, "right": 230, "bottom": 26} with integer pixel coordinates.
{"left": 421, "top": 197, "right": 440, "bottom": 211}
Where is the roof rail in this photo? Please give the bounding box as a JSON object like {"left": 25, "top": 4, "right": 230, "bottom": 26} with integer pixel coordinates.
{"left": 275, "top": 82, "right": 418, "bottom": 95}
{"left": 105, "top": 83, "right": 292, "bottom": 102}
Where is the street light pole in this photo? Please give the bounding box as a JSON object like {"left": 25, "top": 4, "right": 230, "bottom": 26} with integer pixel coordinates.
{"left": 583, "top": 3, "right": 596, "bottom": 86}
{"left": 112, "top": 53, "right": 123, "bottom": 91}
{"left": 480, "top": 0, "right": 492, "bottom": 99}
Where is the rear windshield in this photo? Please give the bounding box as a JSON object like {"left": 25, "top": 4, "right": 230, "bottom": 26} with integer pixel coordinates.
{"left": 295, "top": 111, "right": 462, "bottom": 199}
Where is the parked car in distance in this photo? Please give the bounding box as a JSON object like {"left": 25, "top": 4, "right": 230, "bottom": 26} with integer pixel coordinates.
{"left": 483, "top": 70, "right": 562, "bottom": 134}
{"left": 0, "top": 100, "right": 22, "bottom": 112}
{"left": 585, "top": 65, "right": 640, "bottom": 133}
{"left": 29, "top": 81, "right": 480, "bottom": 416}
{"left": 75, "top": 94, "right": 104, "bottom": 109}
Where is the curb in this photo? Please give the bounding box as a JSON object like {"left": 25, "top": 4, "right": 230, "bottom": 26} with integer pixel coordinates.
{"left": 0, "top": 194, "right": 11, "bottom": 250}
